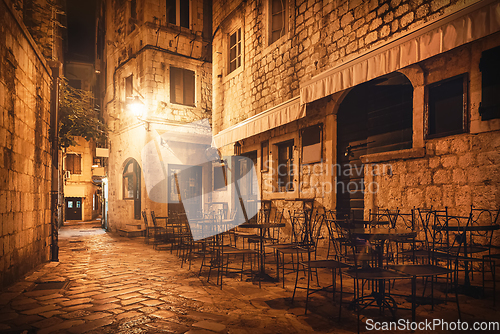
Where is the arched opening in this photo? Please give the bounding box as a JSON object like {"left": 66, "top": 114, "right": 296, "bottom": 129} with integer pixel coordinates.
{"left": 336, "top": 72, "right": 413, "bottom": 219}
{"left": 123, "top": 158, "right": 141, "bottom": 219}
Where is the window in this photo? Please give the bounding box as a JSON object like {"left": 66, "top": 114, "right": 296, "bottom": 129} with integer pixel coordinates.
{"left": 68, "top": 79, "right": 81, "bottom": 89}
{"left": 479, "top": 45, "right": 500, "bottom": 120}
{"left": 170, "top": 67, "right": 195, "bottom": 106}
{"left": 261, "top": 140, "right": 269, "bottom": 172}
{"left": 239, "top": 152, "right": 258, "bottom": 197}
{"left": 269, "top": 0, "right": 287, "bottom": 44}
{"left": 213, "top": 165, "right": 227, "bottom": 191}
{"left": 123, "top": 159, "right": 140, "bottom": 200}
{"left": 125, "top": 75, "right": 133, "bottom": 98}
{"left": 130, "top": 0, "right": 137, "bottom": 20}
{"left": 302, "top": 124, "right": 322, "bottom": 164}
{"left": 129, "top": 0, "right": 137, "bottom": 33}
{"left": 229, "top": 28, "right": 242, "bottom": 73}
{"left": 166, "top": 0, "right": 190, "bottom": 29}
{"left": 65, "top": 154, "right": 82, "bottom": 174}
{"left": 277, "top": 140, "right": 294, "bottom": 192}
{"left": 427, "top": 74, "right": 467, "bottom": 138}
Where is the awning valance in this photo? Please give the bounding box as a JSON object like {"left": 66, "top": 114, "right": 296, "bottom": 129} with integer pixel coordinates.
{"left": 301, "top": 0, "right": 500, "bottom": 104}
{"left": 214, "top": 96, "right": 306, "bottom": 147}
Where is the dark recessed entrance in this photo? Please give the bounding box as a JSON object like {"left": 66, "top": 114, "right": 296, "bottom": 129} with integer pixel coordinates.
{"left": 336, "top": 72, "right": 413, "bottom": 219}
{"left": 65, "top": 197, "right": 82, "bottom": 220}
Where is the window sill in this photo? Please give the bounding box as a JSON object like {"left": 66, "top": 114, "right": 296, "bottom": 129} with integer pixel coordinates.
{"left": 223, "top": 66, "right": 243, "bottom": 83}
{"left": 360, "top": 147, "right": 425, "bottom": 164}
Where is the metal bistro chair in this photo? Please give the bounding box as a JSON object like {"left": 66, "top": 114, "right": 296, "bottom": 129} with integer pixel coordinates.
{"left": 292, "top": 212, "right": 350, "bottom": 317}
{"left": 141, "top": 210, "right": 151, "bottom": 244}
{"left": 200, "top": 213, "right": 258, "bottom": 289}
{"left": 144, "top": 211, "right": 166, "bottom": 250}
{"left": 339, "top": 220, "right": 410, "bottom": 334}
{"left": 269, "top": 209, "right": 314, "bottom": 288}
{"left": 388, "top": 208, "right": 460, "bottom": 322}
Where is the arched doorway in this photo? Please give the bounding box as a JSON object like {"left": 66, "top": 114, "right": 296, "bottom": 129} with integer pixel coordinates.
{"left": 123, "top": 158, "right": 141, "bottom": 220}
{"left": 336, "top": 72, "right": 413, "bottom": 219}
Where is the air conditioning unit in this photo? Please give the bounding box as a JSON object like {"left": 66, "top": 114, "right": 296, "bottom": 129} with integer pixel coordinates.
{"left": 64, "top": 170, "right": 71, "bottom": 179}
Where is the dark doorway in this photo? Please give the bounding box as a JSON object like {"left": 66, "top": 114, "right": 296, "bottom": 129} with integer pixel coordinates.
{"left": 238, "top": 151, "right": 258, "bottom": 217}
{"left": 65, "top": 197, "right": 82, "bottom": 220}
{"left": 168, "top": 164, "right": 202, "bottom": 217}
{"left": 336, "top": 73, "right": 413, "bottom": 219}
{"left": 123, "top": 159, "right": 141, "bottom": 220}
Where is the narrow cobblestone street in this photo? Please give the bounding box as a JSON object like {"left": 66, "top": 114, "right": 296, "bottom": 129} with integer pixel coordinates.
{"left": 0, "top": 221, "right": 350, "bottom": 334}
{"left": 1, "top": 220, "right": 499, "bottom": 334}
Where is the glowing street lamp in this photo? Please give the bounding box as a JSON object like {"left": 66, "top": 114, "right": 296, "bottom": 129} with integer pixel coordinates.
{"left": 127, "top": 96, "right": 149, "bottom": 131}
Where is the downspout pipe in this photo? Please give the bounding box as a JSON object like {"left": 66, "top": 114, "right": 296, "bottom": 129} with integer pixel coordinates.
{"left": 48, "top": 60, "right": 62, "bottom": 262}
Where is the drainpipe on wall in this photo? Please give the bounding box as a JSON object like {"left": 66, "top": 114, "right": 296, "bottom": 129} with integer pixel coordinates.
{"left": 48, "top": 60, "right": 62, "bottom": 262}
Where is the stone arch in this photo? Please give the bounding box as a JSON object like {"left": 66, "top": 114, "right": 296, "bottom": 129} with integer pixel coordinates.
{"left": 335, "top": 71, "right": 414, "bottom": 219}
{"left": 122, "top": 157, "right": 142, "bottom": 219}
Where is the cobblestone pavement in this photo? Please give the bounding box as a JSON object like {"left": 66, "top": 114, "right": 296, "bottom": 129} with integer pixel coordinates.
{"left": 0, "top": 220, "right": 498, "bottom": 333}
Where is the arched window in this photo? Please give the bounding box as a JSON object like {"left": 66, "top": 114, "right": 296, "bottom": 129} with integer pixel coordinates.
{"left": 123, "top": 159, "right": 141, "bottom": 219}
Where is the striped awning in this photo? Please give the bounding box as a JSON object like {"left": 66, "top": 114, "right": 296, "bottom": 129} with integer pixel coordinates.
{"left": 214, "top": 96, "right": 305, "bottom": 147}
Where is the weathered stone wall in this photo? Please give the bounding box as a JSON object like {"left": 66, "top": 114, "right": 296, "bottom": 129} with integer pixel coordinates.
{"left": 214, "top": 0, "right": 500, "bottom": 243}
{"left": 212, "top": 0, "right": 478, "bottom": 134}
{"left": 365, "top": 34, "right": 500, "bottom": 219}
{"left": 370, "top": 132, "right": 500, "bottom": 217}
{"left": 0, "top": 0, "right": 52, "bottom": 289}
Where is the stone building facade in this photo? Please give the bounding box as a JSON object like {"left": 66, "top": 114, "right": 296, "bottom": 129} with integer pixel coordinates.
{"left": 62, "top": 61, "right": 102, "bottom": 222}
{"left": 0, "top": 0, "right": 55, "bottom": 288}
{"left": 212, "top": 0, "right": 500, "bottom": 225}
{"left": 100, "top": 0, "right": 213, "bottom": 232}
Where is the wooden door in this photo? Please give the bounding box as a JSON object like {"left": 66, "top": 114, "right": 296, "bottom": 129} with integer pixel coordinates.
{"left": 65, "top": 197, "right": 82, "bottom": 220}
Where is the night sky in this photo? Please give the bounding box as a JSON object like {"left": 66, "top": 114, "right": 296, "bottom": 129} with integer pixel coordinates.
{"left": 66, "top": 0, "right": 96, "bottom": 61}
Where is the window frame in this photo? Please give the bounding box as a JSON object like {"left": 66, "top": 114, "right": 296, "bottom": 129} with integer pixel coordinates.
{"left": 425, "top": 73, "right": 468, "bottom": 139}
{"left": 479, "top": 45, "right": 500, "bottom": 121}
{"left": 228, "top": 27, "right": 242, "bottom": 74}
{"left": 166, "top": 0, "right": 190, "bottom": 29}
{"left": 122, "top": 159, "right": 140, "bottom": 200}
{"left": 268, "top": 0, "right": 288, "bottom": 45}
{"left": 213, "top": 163, "right": 227, "bottom": 192}
{"left": 65, "top": 154, "right": 82, "bottom": 175}
{"left": 301, "top": 123, "right": 323, "bottom": 164}
{"left": 125, "top": 75, "right": 133, "bottom": 98}
{"left": 170, "top": 66, "right": 195, "bottom": 107}
{"left": 261, "top": 140, "right": 269, "bottom": 172}
{"left": 276, "top": 140, "right": 294, "bottom": 193}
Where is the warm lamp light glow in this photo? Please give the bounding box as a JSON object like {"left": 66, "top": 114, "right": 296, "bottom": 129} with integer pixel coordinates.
{"left": 128, "top": 96, "right": 146, "bottom": 118}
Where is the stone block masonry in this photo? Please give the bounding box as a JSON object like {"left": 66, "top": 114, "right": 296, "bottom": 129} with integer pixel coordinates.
{"left": 212, "top": 0, "right": 476, "bottom": 134}
{"left": 0, "top": 1, "right": 53, "bottom": 289}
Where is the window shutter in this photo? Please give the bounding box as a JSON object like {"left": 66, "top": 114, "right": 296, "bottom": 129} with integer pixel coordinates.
{"left": 74, "top": 155, "right": 82, "bottom": 174}
{"left": 170, "top": 67, "right": 183, "bottom": 104}
{"left": 184, "top": 69, "right": 195, "bottom": 106}
{"left": 166, "top": 0, "right": 176, "bottom": 24}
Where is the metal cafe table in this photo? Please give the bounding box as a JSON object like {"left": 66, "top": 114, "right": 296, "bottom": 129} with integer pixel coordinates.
{"left": 238, "top": 222, "right": 286, "bottom": 282}
{"left": 438, "top": 223, "right": 500, "bottom": 294}
{"left": 348, "top": 227, "right": 417, "bottom": 318}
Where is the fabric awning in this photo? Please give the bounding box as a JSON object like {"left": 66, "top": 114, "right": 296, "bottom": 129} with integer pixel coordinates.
{"left": 214, "top": 96, "right": 306, "bottom": 147}
{"left": 301, "top": 0, "right": 500, "bottom": 104}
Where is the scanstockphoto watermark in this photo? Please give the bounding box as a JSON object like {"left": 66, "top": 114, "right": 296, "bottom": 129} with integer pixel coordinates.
{"left": 366, "top": 318, "right": 500, "bottom": 331}
{"left": 263, "top": 161, "right": 393, "bottom": 178}
{"left": 263, "top": 161, "right": 392, "bottom": 195}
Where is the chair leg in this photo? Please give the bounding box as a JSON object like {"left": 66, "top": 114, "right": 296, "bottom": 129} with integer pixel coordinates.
{"left": 292, "top": 262, "right": 299, "bottom": 303}
{"left": 305, "top": 265, "right": 311, "bottom": 314}
{"left": 338, "top": 270, "right": 343, "bottom": 321}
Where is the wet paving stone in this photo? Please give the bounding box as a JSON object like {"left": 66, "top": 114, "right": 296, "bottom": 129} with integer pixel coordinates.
{"left": 0, "top": 220, "right": 498, "bottom": 334}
